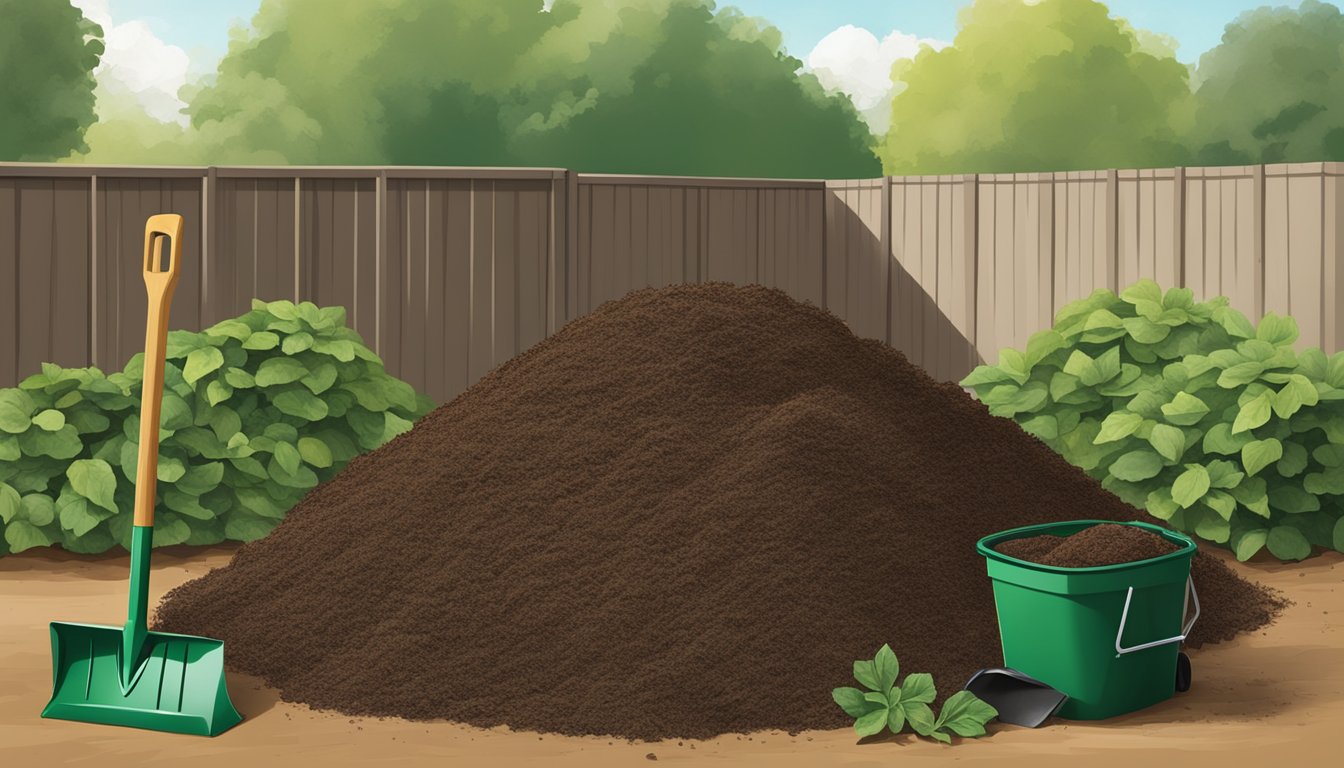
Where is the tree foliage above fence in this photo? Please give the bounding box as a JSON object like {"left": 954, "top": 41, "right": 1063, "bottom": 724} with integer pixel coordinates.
{"left": 0, "top": 0, "right": 103, "bottom": 161}
{"left": 75, "top": 0, "right": 880, "bottom": 179}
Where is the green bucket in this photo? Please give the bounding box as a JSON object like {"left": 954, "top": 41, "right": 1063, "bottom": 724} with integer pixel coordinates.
{"left": 976, "top": 520, "right": 1199, "bottom": 720}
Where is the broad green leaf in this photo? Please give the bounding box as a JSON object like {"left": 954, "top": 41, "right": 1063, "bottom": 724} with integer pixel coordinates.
{"left": 58, "top": 496, "right": 105, "bottom": 536}
{"left": 832, "top": 687, "right": 879, "bottom": 719}
{"left": 1218, "top": 362, "right": 1263, "bottom": 389}
{"left": 961, "top": 365, "right": 1013, "bottom": 389}
{"left": 1024, "top": 330, "right": 1065, "bottom": 368}
{"left": 242, "top": 331, "right": 280, "bottom": 350}
{"left": 224, "top": 367, "right": 256, "bottom": 388}
{"left": 1276, "top": 441, "right": 1308, "bottom": 477}
{"left": 1206, "top": 459, "right": 1244, "bottom": 489}
{"left": 1203, "top": 489, "right": 1237, "bottom": 520}
{"left": 1095, "top": 412, "right": 1143, "bottom": 444}
{"left": 1256, "top": 313, "right": 1299, "bottom": 346}
{"left": 183, "top": 346, "right": 225, "bottom": 385}
{"left": 165, "top": 330, "right": 202, "bottom": 358}
{"left": 854, "top": 708, "right": 888, "bottom": 738}
{"left": 1109, "top": 450, "right": 1165, "bottom": 482}
{"left": 66, "top": 459, "right": 117, "bottom": 513}
{"left": 900, "top": 673, "right": 936, "bottom": 705}
{"left": 383, "top": 412, "right": 414, "bottom": 442}
{"left": 163, "top": 488, "right": 217, "bottom": 520}
{"left": 1231, "top": 391, "right": 1272, "bottom": 434}
{"left": 887, "top": 704, "right": 906, "bottom": 734}
{"left": 1160, "top": 392, "right": 1209, "bottom": 426}
{"left": 1203, "top": 423, "right": 1251, "bottom": 455}
{"left": 1272, "top": 374, "right": 1318, "bottom": 419}
{"left": 863, "top": 691, "right": 889, "bottom": 706}
{"left": 1146, "top": 487, "right": 1179, "bottom": 520}
{"left": 223, "top": 511, "right": 277, "bottom": 542}
{"left": 206, "top": 379, "right": 233, "bottom": 406}
{"left": 313, "top": 338, "right": 357, "bottom": 362}
{"left": 32, "top": 409, "right": 65, "bottom": 432}
{"left": 234, "top": 487, "right": 289, "bottom": 519}
{"left": 1313, "top": 444, "right": 1344, "bottom": 467}
{"left": 934, "top": 690, "right": 998, "bottom": 738}
{"left": 1213, "top": 306, "right": 1255, "bottom": 339}
{"left": 1268, "top": 485, "right": 1320, "bottom": 514}
{"left": 1163, "top": 286, "right": 1194, "bottom": 309}
{"left": 272, "top": 389, "right": 329, "bottom": 421}
{"left": 282, "top": 332, "right": 316, "bottom": 355}
{"left": 0, "top": 482, "right": 20, "bottom": 523}
{"left": 1230, "top": 476, "right": 1271, "bottom": 518}
{"left": 255, "top": 358, "right": 308, "bottom": 387}
{"left": 19, "top": 425, "right": 83, "bottom": 459}
{"left": 19, "top": 494, "right": 56, "bottom": 526}
{"left": 266, "top": 300, "right": 300, "bottom": 320}
{"left": 905, "top": 701, "right": 937, "bottom": 736}
{"left": 853, "top": 659, "right": 881, "bottom": 691}
{"left": 0, "top": 434, "right": 19, "bottom": 461}
{"left": 1193, "top": 508, "right": 1231, "bottom": 542}
{"left": 296, "top": 437, "right": 333, "bottom": 468}
{"left": 273, "top": 441, "right": 302, "bottom": 476}
{"left": 1120, "top": 279, "right": 1162, "bottom": 305}
{"left": 1327, "top": 352, "right": 1344, "bottom": 388}
{"left": 5, "top": 519, "right": 55, "bottom": 552}
{"left": 1019, "top": 414, "right": 1058, "bottom": 441}
{"left": 175, "top": 461, "right": 225, "bottom": 496}
{"left": 156, "top": 456, "right": 187, "bottom": 483}
{"left": 1266, "top": 525, "right": 1312, "bottom": 561}
{"left": 1171, "top": 465, "right": 1211, "bottom": 508}
{"left": 1237, "top": 339, "right": 1277, "bottom": 363}
{"left": 1241, "top": 439, "right": 1283, "bottom": 477}
{"left": 1233, "top": 529, "right": 1269, "bottom": 561}
{"left": 1123, "top": 315, "right": 1170, "bottom": 344}
{"left": 1304, "top": 468, "right": 1344, "bottom": 495}
{"left": 1148, "top": 424, "right": 1186, "bottom": 462}
{"left": 204, "top": 319, "right": 252, "bottom": 341}
{"left": 302, "top": 362, "right": 340, "bottom": 395}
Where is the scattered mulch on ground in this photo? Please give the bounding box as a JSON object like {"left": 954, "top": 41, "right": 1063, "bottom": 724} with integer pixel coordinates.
{"left": 995, "top": 523, "right": 1181, "bottom": 567}
{"left": 154, "top": 282, "right": 1286, "bottom": 741}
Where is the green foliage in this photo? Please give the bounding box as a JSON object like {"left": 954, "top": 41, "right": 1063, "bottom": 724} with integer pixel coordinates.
{"left": 1188, "top": 0, "right": 1344, "bottom": 164}
{"left": 962, "top": 279, "right": 1344, "bottom": 562}
{"left": 878, "top": 0, "right": 1192, "bottom": 174}
{"left": 0, "top": 300, "right": 432, "bottom": 556}
{"left": 77, "top": 0, "right": 879, "bottom": 178}
{"left": 831, "top": 644, "right": 997, "bottom": 743}
{"left": 0, "top": 0, "right": 103, "bottom": 161}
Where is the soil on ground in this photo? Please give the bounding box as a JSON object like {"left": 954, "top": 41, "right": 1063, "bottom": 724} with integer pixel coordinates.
{"left": 151, "top": 284, "right": 1283, "bottom": 740}
{"left": 0, "top": 545, "right": 1334, "bottom": 767}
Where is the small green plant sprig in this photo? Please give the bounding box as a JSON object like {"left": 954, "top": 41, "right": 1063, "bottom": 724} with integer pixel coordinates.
{"left": 832, "top": 644, "right": 997, "bottom": 743}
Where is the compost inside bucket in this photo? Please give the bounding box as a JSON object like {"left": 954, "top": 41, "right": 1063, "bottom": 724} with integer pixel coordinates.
{"left": 154, "top": 283, "right": 1286, "bottom": 741}
{"left": 995, "top": 523, "right": 1182, "bottom": 567}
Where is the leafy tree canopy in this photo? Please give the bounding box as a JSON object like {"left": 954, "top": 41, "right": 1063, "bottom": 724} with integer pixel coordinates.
{"left": 0, "top": 0, "right": 103, "bottom": 160}
{"left": 80, "top": 0, "right": 879, "bottom": 178}
{"left": 878, "top": 0, "right": 1193, "bottom": 174}
{"left": 1188, "top": 0, "right": 1344, "bottom": 164}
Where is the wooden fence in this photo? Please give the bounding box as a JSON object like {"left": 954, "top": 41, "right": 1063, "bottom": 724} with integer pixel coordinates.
{"left": 2, "top": 162, "right": 1341, "bottom": 404}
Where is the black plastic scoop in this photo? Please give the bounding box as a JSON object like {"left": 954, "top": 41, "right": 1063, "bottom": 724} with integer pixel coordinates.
{"left": 963, "top": 668, "right": 1067, "bottom": 728}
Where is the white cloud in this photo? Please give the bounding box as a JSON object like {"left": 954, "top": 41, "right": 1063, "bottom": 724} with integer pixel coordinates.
{"left": 71, "top": 0, "right": 193, "bottom": 125}
{"left": 805, "top": 25, "right": 949, "bottom": 135}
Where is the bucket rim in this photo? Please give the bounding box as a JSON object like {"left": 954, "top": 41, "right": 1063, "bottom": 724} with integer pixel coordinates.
{"left": 975, "top": 519, "right": 1196, "bottom": 574}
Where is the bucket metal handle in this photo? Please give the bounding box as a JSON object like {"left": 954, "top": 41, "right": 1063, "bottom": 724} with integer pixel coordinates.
{"left": 1114, "top": 576, "right": 1200, "bottom": 656}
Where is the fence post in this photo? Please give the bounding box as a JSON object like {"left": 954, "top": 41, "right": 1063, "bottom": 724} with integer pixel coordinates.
{"left": 375, "top": 169, "right": 387, "bottom": 358}
{"left": 1172, "top": 166, "right": 1185, "bottom": 289}
{"left": 1252, "top": 164, "right": 1265, "bottom": 321}
{"left": 1105, "top": 168, "right": 1119, "bottom": 291}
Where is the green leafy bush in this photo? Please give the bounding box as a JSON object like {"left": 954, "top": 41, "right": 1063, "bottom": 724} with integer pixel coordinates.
{"left": 961, "top": 279, "right": 1344, "bottom": 562}
{"left": 831, "top": 644, "right": 997, "bottom": 743}
{"left": 0, "top": 300, "right": 432, "bottom": 555}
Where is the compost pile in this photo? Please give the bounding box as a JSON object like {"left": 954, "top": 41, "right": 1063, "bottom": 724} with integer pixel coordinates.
{"left": 996, "top": 524, "right": 1181, "bottom": 567}
{"left": 155, "top": 283, "right": 1285, "bottom": 741}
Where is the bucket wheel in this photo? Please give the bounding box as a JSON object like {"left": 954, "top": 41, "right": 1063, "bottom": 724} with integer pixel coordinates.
{"left": 1175, "top": 652, "right": 1192, "bottom": 692}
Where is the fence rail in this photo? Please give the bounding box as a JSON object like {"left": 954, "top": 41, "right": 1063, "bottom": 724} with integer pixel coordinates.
{"left": 2, "top": 161, "right": 1341, "bottom": 404}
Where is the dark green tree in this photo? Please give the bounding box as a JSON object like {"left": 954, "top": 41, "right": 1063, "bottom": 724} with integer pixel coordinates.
{"left": 1189, "top": 0, "right": 1344, "bottom": 164}
{"left": 0, "top": 0, "right": 103, "bottom": 160}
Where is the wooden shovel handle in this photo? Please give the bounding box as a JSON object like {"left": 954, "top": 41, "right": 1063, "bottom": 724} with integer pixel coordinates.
{"left": 133, "top": 214, "right": 183, "bottom": 527}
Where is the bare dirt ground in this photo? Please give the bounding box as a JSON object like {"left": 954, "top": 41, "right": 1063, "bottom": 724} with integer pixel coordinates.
{"left": 0, "top": 544, "right": 1338, "bottom": 767}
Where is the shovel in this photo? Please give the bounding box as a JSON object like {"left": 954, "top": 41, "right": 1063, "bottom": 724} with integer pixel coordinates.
{"left": 41, "top": 214, "right": 242, "bottom": 736}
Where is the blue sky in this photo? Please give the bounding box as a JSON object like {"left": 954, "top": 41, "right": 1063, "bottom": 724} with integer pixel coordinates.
{"left": 103, "top": 0, "right": 1283, "bottom": 65}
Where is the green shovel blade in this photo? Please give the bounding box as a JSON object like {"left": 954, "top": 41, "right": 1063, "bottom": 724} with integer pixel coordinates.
{"left": 41, "top": 621, "right": 242, "bottom": 736}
